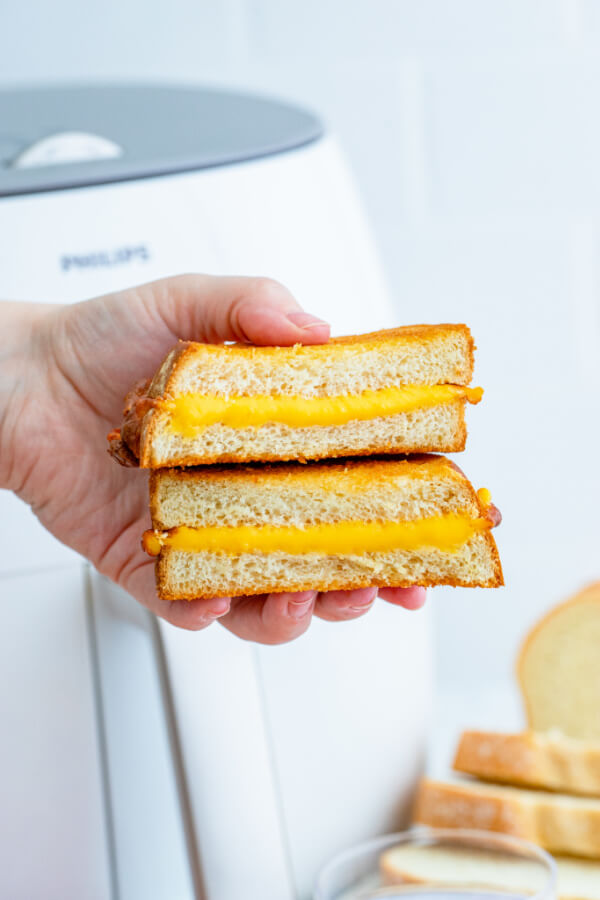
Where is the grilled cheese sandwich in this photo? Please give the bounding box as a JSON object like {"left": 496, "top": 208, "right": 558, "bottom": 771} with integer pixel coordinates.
{"left": 110, "top": 324, "right": 481, "bottom": 467}
{"left": 145, "top": 456, "right": 502, "bottom": 600}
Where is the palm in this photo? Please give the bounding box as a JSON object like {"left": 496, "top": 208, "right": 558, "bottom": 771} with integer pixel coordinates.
{"left": 19, "top": 299, "right": 168, "bottom": 600}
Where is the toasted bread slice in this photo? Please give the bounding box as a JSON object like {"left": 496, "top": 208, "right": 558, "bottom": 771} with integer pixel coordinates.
{"left": 114, "top": 324, "right": 479, "bottom": 467}
{"left": 380, "top": 842, "right": 600, "bottom": 900}
{"left": 414, "top": 778, "right": 600, "bottom": 859}
{"left": 143, "top": 455, "right": 502, "bottom": 600}
{"left": 517, "top": 583, "right": 600, "bottom": 741}
{"left": 454, "top": 730, "right": 600, "bottom": 797}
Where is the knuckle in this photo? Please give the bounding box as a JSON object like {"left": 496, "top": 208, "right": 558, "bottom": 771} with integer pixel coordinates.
{"left": 171, "top": 272, "right": 197, "bottom": 290}
{"left": 227, "top": 277, "right": 296, "bottom": 342}
{"left": 247, "top": 276, "right": 289, "bottom": 306}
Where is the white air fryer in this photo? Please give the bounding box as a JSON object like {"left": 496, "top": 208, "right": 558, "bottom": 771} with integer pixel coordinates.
{"left": 0, "top": 85, "right": 432, "bottom": 900}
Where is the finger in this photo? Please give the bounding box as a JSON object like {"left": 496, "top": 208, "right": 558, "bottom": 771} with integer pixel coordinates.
{"left": 122, "top": 558, "right": 232, "bottom": 630}
{"left": 378, "top": 586, "right": 427, "bottom": 611}
{"left": 118, "top": 273, "right": 330, "bottom": 347}
{"left": 313, "top": 587, "right": 378, "bottom": 622}
{"left": 218, "top": 590, "right": 317, "bottom": 644}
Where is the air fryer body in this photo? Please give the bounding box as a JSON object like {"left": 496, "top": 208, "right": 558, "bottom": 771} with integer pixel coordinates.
{"left": 0, "top": 86, "right": 432, "bottom": 899}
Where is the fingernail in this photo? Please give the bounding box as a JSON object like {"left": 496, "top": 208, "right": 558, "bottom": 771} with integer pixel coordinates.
{"left": 348, "top": 588, "right": 378, "bottom": 609}
{"left": 286, "top": 311, "right": 330, "bottom": 331}
{"left": 287, "top": 591, "right": 317, "bottom": 620}
{"left": 206, "top": 598, "right": 231, "bottom": 618}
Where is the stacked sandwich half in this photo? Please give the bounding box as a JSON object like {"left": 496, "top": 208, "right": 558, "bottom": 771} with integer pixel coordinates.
{"left": 109, "top": 324, "right": 503, "bottom": 601}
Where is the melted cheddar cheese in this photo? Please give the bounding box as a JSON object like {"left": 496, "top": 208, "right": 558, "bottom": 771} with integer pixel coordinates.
{"left": 163, "top": 384, "right": 483, "bottom": 435}
{"left": 477, "top": 487, "right": 492, "bottom": 507}
{"left": 143, "top": 513, "right": 492, "bottom": 557}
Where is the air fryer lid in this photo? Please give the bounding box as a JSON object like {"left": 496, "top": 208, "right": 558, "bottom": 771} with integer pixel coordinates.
{"left": 0, "top": 84, "right": 322, "bottom": 197}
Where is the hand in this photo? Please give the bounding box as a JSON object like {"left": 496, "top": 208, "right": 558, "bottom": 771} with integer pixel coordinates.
{"left": 0, "top": 275, "right": 425, "bottom": 642}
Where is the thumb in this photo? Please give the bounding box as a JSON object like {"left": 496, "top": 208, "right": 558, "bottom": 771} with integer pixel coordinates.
{"left": 112, "top": 273, "right": 331, "bottom": 346}
{"left": 54, "top": 274, "right": 331, "bottom": 418}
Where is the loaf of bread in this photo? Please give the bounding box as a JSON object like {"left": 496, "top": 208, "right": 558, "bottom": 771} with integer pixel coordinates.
{"left": 517, "top": 583, "right": 600, "bottom": 741}
{"left": 454, "top": 729, "right": 600, "bottom": 797}
{"left": 414, "top": 778, "right": 600, "bottom": 858}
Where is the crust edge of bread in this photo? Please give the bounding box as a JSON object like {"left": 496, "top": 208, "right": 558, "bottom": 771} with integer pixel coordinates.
{"left": 453, "top": 729, "right": 600, "bottom": 798}
{"left": 414, "top": 777, "right": 600, "bottom": 858}
{"left": 148, "top": 452, "right": 467, "bottom": 485}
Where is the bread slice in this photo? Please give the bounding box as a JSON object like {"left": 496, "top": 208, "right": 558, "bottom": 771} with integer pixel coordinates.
{"left": 117, "top": 324, "right": 480, "bottom": 467}
{"left": 517, "top": 583, "right": 600, "bottom": 741}
{"left": 143, "top": 455, "right": 503, "bottom": 600}
{"left": 414, "top": 778, "right": 600, "bottom": 859}
{"left": 380, "top": 843, "right": 600, "bottom": 900}
{"left": 454, "top": 730, "right": 600, "bottom": 797}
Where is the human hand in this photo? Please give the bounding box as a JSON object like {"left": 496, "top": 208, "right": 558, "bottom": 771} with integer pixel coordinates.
{"left": 0, "top": 275, "right": 426, "bottom": 642}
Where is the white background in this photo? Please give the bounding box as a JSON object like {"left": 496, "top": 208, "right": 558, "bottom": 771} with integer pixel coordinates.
{"left": 2, "top": 1, "right": 599, "bottom": 694}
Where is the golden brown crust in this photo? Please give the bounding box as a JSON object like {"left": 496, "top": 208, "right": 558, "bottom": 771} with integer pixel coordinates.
{"left": 106, "top": 430, "right": 139, "bottom": 467}
{"left": 150, "top": 452, "right": 460, "bottom": 485}
{"left": 329, "top": 323, "right": 473, "bottom": 346}
{"left": 453, "top": 731, "right": 537, "bottom": 785}
{"left": 155, "top": 323, "right": 472, "bottom": 358}
{"left": 147, "top": 344, "right": 189, "bottom": 399}
{"left": 147, "top": 436, "right": 469, "bottom": 470}
{"left": 414, "top": 779, "right": 524, "bottom": 839}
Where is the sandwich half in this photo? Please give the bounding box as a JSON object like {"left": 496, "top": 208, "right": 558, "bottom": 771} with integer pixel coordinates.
{"left": 110, "top": 324, "right": 482, "bottom": 467}
{"left": 142, "top": 455, "right": 502, "bottom": 600}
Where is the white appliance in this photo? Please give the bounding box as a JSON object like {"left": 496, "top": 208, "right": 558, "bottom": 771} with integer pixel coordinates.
{"left": 0, "top": 85, "right": 432, "bottom": 900}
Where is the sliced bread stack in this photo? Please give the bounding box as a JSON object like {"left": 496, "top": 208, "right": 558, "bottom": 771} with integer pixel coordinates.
{"left": 399, "top": 583, "right": 600, "bottom": 899}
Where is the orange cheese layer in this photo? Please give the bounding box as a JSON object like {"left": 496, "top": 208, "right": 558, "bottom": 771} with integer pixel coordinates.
{"left": 477, "top": 487, "right": 492, "bottom": 507}
{"left": 163, "top": 384, "right": 483, "bottom": 435}
{"left": 143, "top": 513, "right": 492, "bottom": 557}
